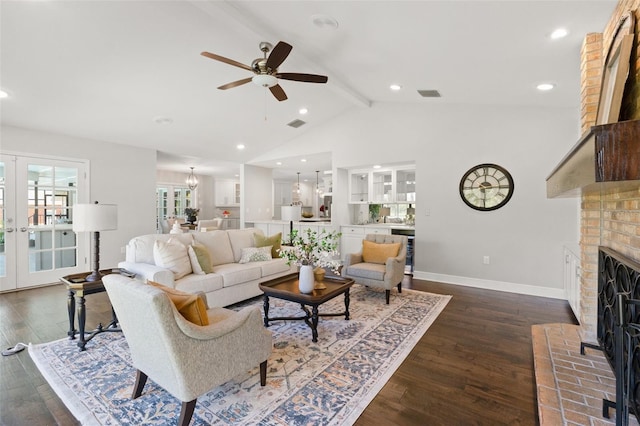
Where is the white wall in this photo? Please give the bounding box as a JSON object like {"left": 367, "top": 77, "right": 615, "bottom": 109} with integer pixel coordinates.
{"left": 2, "top": 125, "right": 157, "bottom": 270}
{"left": 254, "top": 103, "right": 581, "bottom": 297}
{"left": 241, "top": 164, "right": 273, "bottom": 223}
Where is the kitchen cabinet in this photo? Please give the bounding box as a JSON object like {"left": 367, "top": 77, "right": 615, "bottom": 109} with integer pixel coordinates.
{"left": 349, "top": 165, "right": 415, "bottom": 204}
{"left": 395, "top": 168, "right": 416, "bottom": 203}
{"left": 215, "top": 179, "right": 240, "bottom": 206}
{"left": 341, "top": 226, "right": 365, "bottom": 258}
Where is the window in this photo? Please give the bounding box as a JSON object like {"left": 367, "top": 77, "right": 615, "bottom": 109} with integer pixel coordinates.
{"left": 156, "top": 185, "right": 196, "bottom": 232}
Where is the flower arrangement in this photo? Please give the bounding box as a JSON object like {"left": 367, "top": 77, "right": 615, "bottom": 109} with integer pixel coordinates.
{"left": 279, "top": 228, "right": 342, "bottom": 274}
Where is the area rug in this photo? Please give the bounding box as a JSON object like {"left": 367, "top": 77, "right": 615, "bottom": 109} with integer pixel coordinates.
{"left": 30, "top": 285, "right": 450, "bottom": 425}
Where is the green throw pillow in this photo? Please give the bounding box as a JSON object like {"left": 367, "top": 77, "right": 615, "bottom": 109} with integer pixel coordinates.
{"left": 191, "top": 243, "right": 214, "bottom": 273}
{"left": 255, "top": 232, "right": 282, "bottom": 258}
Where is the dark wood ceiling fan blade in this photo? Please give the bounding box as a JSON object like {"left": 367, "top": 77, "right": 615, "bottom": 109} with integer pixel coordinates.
{"left": 269, "top": 84, "right": 288, "bottom": 101}
{"left": 201, "top": 51, "right": 253, "bottom": 72}
{"left": 276, "top": 73, "right": 328, "bottom": 83}
{"left": 217, "top": 77, "right": 253, "bottom": 90}
{"left": 266, "top": 41, "right": 292, "bottom": 71}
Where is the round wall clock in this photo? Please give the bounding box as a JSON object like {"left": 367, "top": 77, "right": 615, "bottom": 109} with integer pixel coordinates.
{"left": 459, "top": 163, "right": 514, "bottom": 211}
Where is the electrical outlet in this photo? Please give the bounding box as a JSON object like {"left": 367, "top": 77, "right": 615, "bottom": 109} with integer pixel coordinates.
{"left": 120, "top": 246, "right": 126, "bottom": 254}
{"left": 483, "top": 256, "right": 490, "bottom": 265}
{"left": 425, "top": 209, "right": 431, "bottom": 216}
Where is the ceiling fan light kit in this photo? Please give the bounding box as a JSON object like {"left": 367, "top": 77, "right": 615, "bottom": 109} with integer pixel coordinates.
{"left": 201, "top": 40, "right": 328, "bottom": 102}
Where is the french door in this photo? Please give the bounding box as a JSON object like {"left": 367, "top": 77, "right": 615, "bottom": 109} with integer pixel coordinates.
{"left": 0, "top": 154, "right": 88, "bottom": 291}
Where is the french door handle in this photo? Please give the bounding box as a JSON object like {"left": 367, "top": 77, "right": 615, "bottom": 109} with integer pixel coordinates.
{"left": 20, "top": 227, "right": 28, "bottom": 232}
{"left": 5, "top": 228, "right": 14, "bottom": 233}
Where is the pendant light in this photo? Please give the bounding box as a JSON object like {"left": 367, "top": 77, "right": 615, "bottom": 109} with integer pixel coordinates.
{"left": 186, "top": 167, "right": 198, "bottom": 190}
{"left": 296, "top": 172, "right": 301, "bottom": 194}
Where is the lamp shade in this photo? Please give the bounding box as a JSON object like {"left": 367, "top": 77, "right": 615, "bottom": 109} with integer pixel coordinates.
{"left": 281, "top": 205, "right": 301, "bottom": 222}
{"left": 73, "top": 204, "right": 118, "bottom": 232}
{"left": 379, "top": 207, "right": 391, "bottom": 217}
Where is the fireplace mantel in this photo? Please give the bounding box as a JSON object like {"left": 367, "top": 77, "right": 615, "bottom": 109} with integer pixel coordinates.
{"left": 546, "top": 119, "right": 640, "bottom": 198}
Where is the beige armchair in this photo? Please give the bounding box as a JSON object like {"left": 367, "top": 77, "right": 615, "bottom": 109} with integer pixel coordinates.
{"left": 103, "top": 275, "right": 272, "bottom": 426}
{"left": 342, "top": 234, "right": 408, "bottom": 304}
{"left": 197, "top": 218, "right": 223, "bottom": 232}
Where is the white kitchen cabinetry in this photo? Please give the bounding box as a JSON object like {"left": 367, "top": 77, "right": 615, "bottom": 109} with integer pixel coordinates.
{"left": 340, "top": 226, "right": 365, "bottom": 258}
{"left": 348, "top": 165, "right": 415, "bottom": 204}
{"left": 215, "top": 179, "right": 240, "bottom": 206}
{"left": 364, "top": 227, "right": 391, "bottom": 236}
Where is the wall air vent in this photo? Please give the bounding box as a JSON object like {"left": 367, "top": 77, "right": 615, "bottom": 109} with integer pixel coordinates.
{"left": 417, "top": 89, "right": 441, "bottom": 98}
{"left": 287, "top": 119, "right": 306, "bottom": 128}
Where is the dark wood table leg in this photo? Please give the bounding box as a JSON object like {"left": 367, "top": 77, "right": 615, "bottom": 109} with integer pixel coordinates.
{"left": 67, "top": 289, "right": 76, "bottom": 339}
{"left": 77, "top": 295, "right": 87, "bottom": 351}
{"left": 344, "top": 288, "right": 351, "bottom": 320}
{"left": 311, "top": 305, "right": 319, "bottom": 343}
{"left": 262, "top": 295, "right": 270, "bottom": 327}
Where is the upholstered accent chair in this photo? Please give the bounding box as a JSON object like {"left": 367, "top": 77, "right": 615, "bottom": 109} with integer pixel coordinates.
{"left": 342, "top": 234, "right": 408, "bottom": 304}
{"left": 103, "top": 275, "right": 273, "bottom": 426}
{"left": 197, "top": 218, "right": 223, "bottom": 232}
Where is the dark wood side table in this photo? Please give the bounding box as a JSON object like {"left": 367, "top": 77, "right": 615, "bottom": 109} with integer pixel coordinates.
{"left": 61, "top": 269, "right": 127, "bottom": 351}
{"left": 259, "top": 273, "right": 354, "bottom": 343}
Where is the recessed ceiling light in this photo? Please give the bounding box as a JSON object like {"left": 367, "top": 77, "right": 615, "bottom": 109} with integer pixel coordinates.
{"left": 389, "top": 84, "right": 402, "bottom": 91}
{"left": 237, "top": 144, "right": 245, "bottom": 150}
{"left": 373, "top": 165, "right": 381, "bottom": 169}
{"left": 234, "top": 174, "right": 239, "bottom": 177}
{"left": 550, "top": 28, "right": 569, "bottom": 39}
{"left": 0, "top": 90, "right": 8, "bottom": 99}
{"left": 536, "top": 83, "right": 555, "bottom": 91}
{"left": 299, "top": 107, "right": 308, "bottom": 115}
{"left": 276, "top": 161, "right": 282, "bottom": 166}
{"left": 301, "top": 158, "right": 307, "bottom": 162}
{"left": 153, "top": 116, "right": 173, "bottom": 125}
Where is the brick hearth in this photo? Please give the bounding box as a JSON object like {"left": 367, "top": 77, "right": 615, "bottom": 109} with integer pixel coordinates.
{"left": 532, "top": 323, "right": 639, "bottom": 425}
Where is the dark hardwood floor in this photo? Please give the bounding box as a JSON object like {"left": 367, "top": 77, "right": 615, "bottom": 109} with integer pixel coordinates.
{"left": 0, "top": 277, "right": 576, "bottom": 425}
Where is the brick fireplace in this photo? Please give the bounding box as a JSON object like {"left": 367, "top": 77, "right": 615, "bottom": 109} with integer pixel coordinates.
{"left": 578, "top": 0, "right": 640, "bottom": 343}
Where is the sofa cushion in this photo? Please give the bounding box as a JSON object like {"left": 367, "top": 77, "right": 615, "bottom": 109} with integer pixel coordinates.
{"left": 174, "top": 272, "right": 223, "bottom": 294}
{"left": 362, "top": 240, "right": 401, "bottom": 265}
{"left": 191, "top": 243, "right": 213, "bottom": 273}
{"left": 254, "top": 232, "right": 282, "bottom": 258}
{"left": 188, "top": 246, "right": 205, "bottom": 275}
{"left": 259, "top": 258, "right": 291, "bottom": 277}
{"left": 127, "top": 233, "right": 193, "bottom": 264}
{"left": 212, "top": 263, "right": 262, "bottom": 287}
{"left": 227, "top": 228, "right": 262, "bottom": 262}
{"left": 345, "top": 263, "right": 386, "bottom": 281}
{"left": 239, "top": 246, "right": 272, "bottom": 264}
{"left": 153, "top": 239, "right": 192, "bottom": 280}
{"left": 148, "top": 281, "right": 209, "bottom": 326}
{"left": 194, "top": 231, "right": 234, "bottom": 266}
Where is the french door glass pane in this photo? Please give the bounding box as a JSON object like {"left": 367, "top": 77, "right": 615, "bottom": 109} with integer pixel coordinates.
{"left": 26, "top": 163, "right": 78, "bottom": 272}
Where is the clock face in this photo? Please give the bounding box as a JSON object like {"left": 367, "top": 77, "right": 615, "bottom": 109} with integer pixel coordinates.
{"left": 459, "top": 164, "right": 514, "bottom": 211}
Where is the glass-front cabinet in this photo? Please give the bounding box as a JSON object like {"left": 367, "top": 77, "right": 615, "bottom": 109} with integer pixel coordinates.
{"left": 395, "top": 168, "right": 416, "bottom": 202}
{"left": 371, "top": 170, "right": 393, "bottom": 203}
{"left": 349, "top": 165, "right": 415, "bottom": 204}
{"left": 349, "top": 171, "right": 369, "bottom": 203}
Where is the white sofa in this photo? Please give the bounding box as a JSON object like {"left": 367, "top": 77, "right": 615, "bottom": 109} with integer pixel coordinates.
{"left": 118, "top": 228, "right": 295, "bottom": 308}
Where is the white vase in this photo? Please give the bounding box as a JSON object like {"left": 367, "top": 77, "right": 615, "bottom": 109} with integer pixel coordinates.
{"left": 298, "top": 265, "right": 315, "bottom": 294}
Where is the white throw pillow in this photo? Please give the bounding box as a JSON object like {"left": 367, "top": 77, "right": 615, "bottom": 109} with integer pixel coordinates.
{"left": 187, "top": 246, "right": 205, "bottom": 275}
{"left": 238, "top": 246, "right": 272, "bottom": 264}
{"left": 153, "top": 239, "right": 192, "bottom": 280}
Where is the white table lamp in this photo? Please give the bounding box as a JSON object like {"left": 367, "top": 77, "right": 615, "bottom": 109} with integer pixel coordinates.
{"left": 73, "top": 202, "right": 118, "bottom": 281}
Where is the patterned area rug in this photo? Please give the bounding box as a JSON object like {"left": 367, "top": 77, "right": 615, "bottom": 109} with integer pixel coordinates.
{"left": 29, "top": 285, "right": 450, "bottom": 425}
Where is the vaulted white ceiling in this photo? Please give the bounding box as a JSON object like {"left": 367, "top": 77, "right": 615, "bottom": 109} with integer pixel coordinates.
{"left": 1, "top": 1, "right": 615, "bottom": 180}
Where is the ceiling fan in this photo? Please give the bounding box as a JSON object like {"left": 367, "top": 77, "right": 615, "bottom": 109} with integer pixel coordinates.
{"left": 201, "top": 41, "right": 328, "bottom": 102}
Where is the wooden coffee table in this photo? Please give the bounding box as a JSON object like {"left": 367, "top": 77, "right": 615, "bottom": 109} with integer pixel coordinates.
{"left": 259, "top": 273, "right": 354, "bottom": 343}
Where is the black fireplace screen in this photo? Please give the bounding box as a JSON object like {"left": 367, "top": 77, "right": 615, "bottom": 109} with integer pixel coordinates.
{"left": 598, "top": 246, "right": 640, "bottom": 422}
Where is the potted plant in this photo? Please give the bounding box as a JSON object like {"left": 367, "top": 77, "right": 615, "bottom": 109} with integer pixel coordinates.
{"left": 279, "top": 228, "right": 342, "bottom": 293}
{"left": 184, "top": 207, "right": 199, "bottom": 224}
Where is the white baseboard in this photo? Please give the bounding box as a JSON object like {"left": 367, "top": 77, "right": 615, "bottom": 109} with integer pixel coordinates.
{"left": 413, "top": 271, "right": 566, "bottom": 300}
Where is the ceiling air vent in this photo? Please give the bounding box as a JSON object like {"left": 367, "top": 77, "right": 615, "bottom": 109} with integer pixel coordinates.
{"left": 287, "top": 119, "right": 306, "bottom": 128}
{"left": 417, "top": 89, "right": 441, "bottom": 98}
